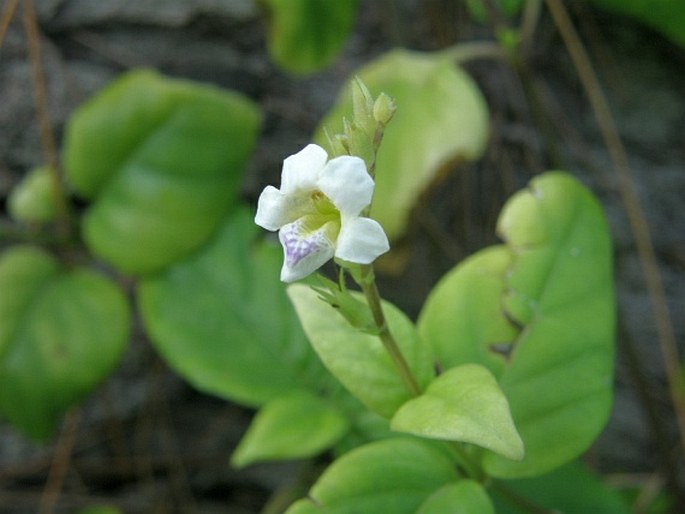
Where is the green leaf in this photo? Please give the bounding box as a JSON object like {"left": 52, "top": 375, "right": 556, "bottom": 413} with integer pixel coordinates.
{"left": 391, "top": 364, "right": 523, "bottom": 460}
{"left": 418, "top": 480, "right": 495, "bottom": 514}
{"left": 333, "top": 406, "right": 393, "bottom": 456}
{"left": 287, "top": 284, "right": 433, "bottom": 418}
{"left": 484, "top": 172, "right": 615, "bottom": 478}
{"left": 262, "top": 0, "right": 358, "bottom": 74}
{"left": 8, "top": 165, "right": 56, "bottom": 223}
{"left": 418, "top": 245, "right": 516, "bottom": 377}
{"left": 421, "top": 172, "right": 614, "bottom": 477}
{"left": 231, "top": 391, "right": 349, "bottom": 468}
{"left": 285, "top": 437, "right": 458, "bottom": 514}
{"left": 138, "top": 208, "right": 331, "bottom": 407}
{"left": 0, "top": 246, "right": 130, "bottom": 440}
{"left": 590, "top": 0, "right": 685, "bottom": 46}
{"left": 493, "top": 461, "right": 630, "bottom": 514}
{"left": 64, "top": 70, "right": 261, "bottom": 275}
{"left": 315, "top": 49, "right": 488, "bottom": 241}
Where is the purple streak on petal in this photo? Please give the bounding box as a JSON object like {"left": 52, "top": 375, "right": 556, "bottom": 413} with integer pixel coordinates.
{"left": 280, "top": 219, "right": 327, "bottom": 267}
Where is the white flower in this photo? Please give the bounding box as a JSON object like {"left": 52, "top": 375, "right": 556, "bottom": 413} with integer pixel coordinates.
{"left": 255, "top": 144, "right": 389, "bottom": 282}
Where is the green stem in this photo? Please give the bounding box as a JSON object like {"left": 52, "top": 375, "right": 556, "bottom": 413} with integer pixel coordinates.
{"left": 358, "top": 264, "right": 422, "bottom": 397}
{"left": 449, "top": 443, "right": 484, "bottom": 482}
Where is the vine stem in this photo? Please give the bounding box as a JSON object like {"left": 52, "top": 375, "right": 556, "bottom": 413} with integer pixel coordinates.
{"left": 22, "top": 0, "right": 73, "bottom": 244}
{"left": 440, "top": 40, "right": 508, "bottom": 64}
{"left": 358, "top": 264, "right": 422, "bottom": 397}
{"left": 0, "top": 0, "right": 18, "bottom": 51}
{"left": 39, "top": 407, "right": 82, "bottom": 514}
{"left": 543, "top": 0, "right": 685, "bottom": 463}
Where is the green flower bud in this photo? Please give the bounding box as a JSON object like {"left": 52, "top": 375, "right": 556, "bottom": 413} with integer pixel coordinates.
{"left": 351, "top": 76, "right": 374, "bottom": 122}
{"left": 351, "top": 77, "right": 376, "bottom": 137}
{"left": 344, "top": 118, "right": 375, "bottom": 169}
{"left": 373, "top": 92, "right": 397, "bottom": 126}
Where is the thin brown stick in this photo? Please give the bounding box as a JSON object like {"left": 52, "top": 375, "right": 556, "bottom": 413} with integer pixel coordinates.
{"left": 38, "top": 407, "right": 82, "bottom": 514}
{"left": 0, "top": 0, "right": 18, "bottom": 53}
{"left": 543, "top": 0, "right": 685, "bottom": 459}
{"left": 518, "top": 0, "right": 543, "bottom": 57}
{"left": 22, "top": 0, "right": 72, "bottom": 243}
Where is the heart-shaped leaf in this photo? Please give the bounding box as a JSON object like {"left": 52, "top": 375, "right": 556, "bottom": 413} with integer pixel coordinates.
{"left": 391, "top": 364, "right": 524, "bottom": 461}
{"left": 231, "top": 390, "right": 349, "bottom": 468}
{"left": 418, "top": 172, "right": 615, "bottom": 478}
{"left": 64, "top": 70, "right": 261, "bottom": 275}
{"left": 286, "top": 437, "right": 458, "bottom": 514}
{"left": 486, "top": 172, "right": 615, "bottom": 478}
{"left": 0, "top": 246, "right": 130, "bottom": 440}
{"left": 262, "top": 0, "right": 358, "bottom": 74}
{"left": 315, "top": 49, "right": 489, "bottom": 241}
{"left": 287, "top": 284, "right": 433, "bottom": 418}
{"left": 138, "top": 208, "right": 331, "bottom": 407}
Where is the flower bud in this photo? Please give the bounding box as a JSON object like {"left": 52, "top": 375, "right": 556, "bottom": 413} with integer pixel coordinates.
{"left": 352, "top": 76, "right": 374, "bottom": 122}
{"left": 345, "top": 119, "right": 374, "bottom": 169}
{"left": 373, "top": 92, "right": 396, "bottom": 126}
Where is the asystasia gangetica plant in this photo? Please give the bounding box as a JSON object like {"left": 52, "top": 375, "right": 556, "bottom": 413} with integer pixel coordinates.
{"left": 0, "top": 65, "right": 617, "bottom": 513}
{"left": 253, "top": 81, "right": 616, "bottom": 513}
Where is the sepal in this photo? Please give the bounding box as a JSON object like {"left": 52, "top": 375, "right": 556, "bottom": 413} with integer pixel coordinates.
{"left": 311, "top": 274, "right": 377, "bottom": 334}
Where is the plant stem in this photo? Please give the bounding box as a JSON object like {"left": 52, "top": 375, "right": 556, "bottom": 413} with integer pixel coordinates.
{"left": 0, "top": 0, "right": 18, "bottom": 51}
{"left": 518, "top": 0, "right": 543, "bottom": 57}
{"left": 450, "top": 442, "right": 484, "bottom": 481}
{"left": 358, "top": 264, "right": 422, "bottom": 397}
{"left": 23, "top": 0, "right": 74, "bottom": 246}
{"left": 440, "top": 40, "right": 508, "bottom": 64}
{"left": 39, "top": 407, "right": 82, "bottom": 514}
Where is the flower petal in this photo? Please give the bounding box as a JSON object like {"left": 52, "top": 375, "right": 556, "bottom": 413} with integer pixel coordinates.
{"left": 318, "top": 155, "right": 374, "bottom": 216}
{"left": 254, "top": 186, "right": 287, "bottom": 231}
{"left": 279, "top": 218, "right": 336, "bottom": 282}
{"left": 255, "top": 185, "right": 312, "bottom": 231}
{"left": 281, "top": 144, "right": 328, "bottom": 194}
{"left": 335, "top": 216, "right": 389, "bottom": 264}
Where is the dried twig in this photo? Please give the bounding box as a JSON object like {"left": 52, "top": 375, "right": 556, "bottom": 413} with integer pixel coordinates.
{"left": 22, "top": 0, "right": 73, "bottom": 244}
{"left": 38, "top": 408, "right": 82, "bottom": 514}
{"left": 0, "top": 0, "right": 18, "bottom": 53}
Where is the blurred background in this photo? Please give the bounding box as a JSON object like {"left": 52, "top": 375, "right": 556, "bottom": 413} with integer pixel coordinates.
{"left": 0, "top": 0, "right": 683, "bottom": 512}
